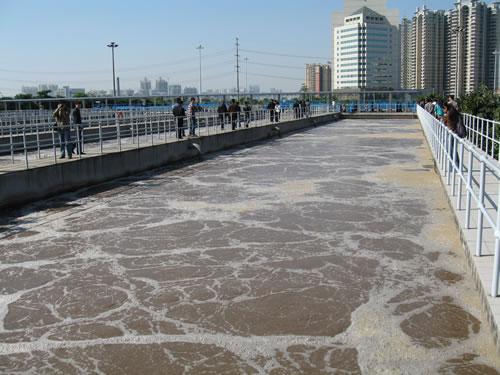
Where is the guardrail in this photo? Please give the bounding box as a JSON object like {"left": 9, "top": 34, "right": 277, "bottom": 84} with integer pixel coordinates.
{"left": 417, "top": 106, "right": 500, "bottom": 297}
{"left": 0, "top": 106, "right": 331, "bottom": 171}
{"left": 462, "top": 113, "right": 500, "bottom": 161}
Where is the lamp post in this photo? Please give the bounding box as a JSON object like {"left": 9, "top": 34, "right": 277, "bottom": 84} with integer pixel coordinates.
{"left": 494, "top": 50, "right": 500, "bottom": 93}
{"left": 107, "top": 42, "right": 119, "bottom": 97}
{"left": 196, "top": 45, "right": 204, "bottom": 96}
{"left": 244, "top": 57, "right": 249, "bottom": 93}
{"left": 452, "top": 27, "right": 464, "bottom": 98}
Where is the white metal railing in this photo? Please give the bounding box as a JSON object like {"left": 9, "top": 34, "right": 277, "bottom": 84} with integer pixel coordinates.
{"left": 462, "top": 113, "right": 500, "bottom": 161}
{"left": 0, "top": 106, "right": 333, "bottom": 171}
{"left": 417, "top": 105, "right": 500, "bottom": 297}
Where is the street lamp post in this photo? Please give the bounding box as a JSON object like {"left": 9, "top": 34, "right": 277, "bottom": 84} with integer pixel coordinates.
{"left": 196, "top": 44, "right": 204, "bottom": 96}
{"left": 452, "top": 27, "right": 464, "bottom": 98}
{"left": 107, "top": 42, "right": 119, "bottom": 97}
{"left": 244, "top": 57, "right": 249, "bottom": 93}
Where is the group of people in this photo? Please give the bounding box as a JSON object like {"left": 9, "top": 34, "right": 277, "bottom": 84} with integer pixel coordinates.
{"left": 421, "top": 94, "right": 466, "bottom": 167}
{"left": 52, "top": 102, "right": 85, "bottom": 159}
{"left": 421, "top": 95, "right": 462, "bottom": 136}
{"left": 266, "top": 100, "right": 282, "bottom": 123}
{"left": 292, "top": 99, "right": 311, "bottom": 119}
{"left": 217, "top": 100, "right": 252, "bottom": 131}
{"left": 172, "top": 97, "right": 254, "bottom": 139}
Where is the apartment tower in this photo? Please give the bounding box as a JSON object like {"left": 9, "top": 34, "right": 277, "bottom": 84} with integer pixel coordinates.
{"left": 305, "top": 64, "right": 332, "bottom": 93}
{"left": 400, "top": 7, "right": 446, "bottom": 93}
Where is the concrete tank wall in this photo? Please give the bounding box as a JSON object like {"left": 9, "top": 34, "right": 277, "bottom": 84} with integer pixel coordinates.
{"left": 0, "top": 113, "right": 340, "bottom": 209}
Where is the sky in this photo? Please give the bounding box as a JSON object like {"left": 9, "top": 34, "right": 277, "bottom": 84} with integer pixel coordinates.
{"left": 0, "top": 0, "right": 476, "bottom": 96}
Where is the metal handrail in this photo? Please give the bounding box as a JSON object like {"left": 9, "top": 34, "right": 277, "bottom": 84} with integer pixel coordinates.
{"left": 0, "top": 106, "right": 333, "bottom": 171}
{"left": 417, "top": 106, "right": 500, "bottom": 297}
{"left": 462, "top": 113, "right": 500, "bottom": 161}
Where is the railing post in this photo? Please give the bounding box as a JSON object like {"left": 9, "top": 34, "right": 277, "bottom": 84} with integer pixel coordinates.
{"left": 476, "top": 160, "right": 486, "bottom": 257}
{"left": 151, "top": 113, "right": 154, "bottom": 146}
{"left": 9, "top": 121, "right": 14, "bottom": 164}
{"left": 23, "top": 127, "right": 28, "bottom": 169}
{"left": 98, "top": 118, "right": 103, "bottom": 155}
{"left": 117, "top": 114, "right": 122, "bottom": 152}
{"left": 465, "top": 149, "right": 474, "bottom": 229}
{"left": 457, "top": 142, "right": 465, "bottom": 210}
{"left": 52, "top": 127, "right": 57, "bottom": 164}
{"left": 491, "top": 187, "right": 500, "bottom": 297}
{"left": 452, "top": 136, "right": 457, "bottom": 196}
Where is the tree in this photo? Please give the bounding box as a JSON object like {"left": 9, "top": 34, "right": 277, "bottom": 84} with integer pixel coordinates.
{"left": 73, "top": 92, "right": 88, "bottom": 98}
{"left": 14, "top": 93, "right": 33, "bottom": 99}
{"left": 36, "top": 90, "right": 52, "bottom": 98}
{"left": 460, "top": 85, "right": 500, "bottom": 121}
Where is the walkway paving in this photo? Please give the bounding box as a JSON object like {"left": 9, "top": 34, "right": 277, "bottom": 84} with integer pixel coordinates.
{"left": 0, "top": 119, "right": 499, "bottom": 374}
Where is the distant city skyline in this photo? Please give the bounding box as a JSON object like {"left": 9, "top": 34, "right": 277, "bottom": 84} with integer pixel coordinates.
{"left": 0, "top": 0, "right": 497, "bottom": 96}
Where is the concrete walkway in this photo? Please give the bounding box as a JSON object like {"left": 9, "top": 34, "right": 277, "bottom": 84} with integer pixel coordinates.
{"left": 420, "top": 125, "right": 500, "bottom": 352}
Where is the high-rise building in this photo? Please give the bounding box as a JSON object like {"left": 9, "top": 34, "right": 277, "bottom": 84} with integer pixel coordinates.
{"left": 305, "top": 64, "right": 332, "bottom": 93}
{"left": 332, "top": 0, "right": 400, "bottom": 89}
{"left": 38, "top": 84, "right": 59, "bottom": 95}
{"left": 183, "top": 87, "right": 198, "bottom": 95}
{"left": 21, "top": 86, "right": 38, "bottom": 96}
{"left": 400, "top": 18, "right": 413, "bottom": 90}
{"left": 140, "top": 77, "right": 151, "bottom": 96}
{"left": 400, "top": 7, "right": 446, "bottom": 93}
{"left": 155, "top": 77, "right": 168, "bottom": 92}
{"left": 168, "top": 85, "right": 182, "bottom": 96}
{"left": 333, "top": 7, "right": 400, "bottom": 90}
{"left": 445, "top": 0, "right": 500, "bottom": 96}
{"left": 249, "top": 85, "right": 261, "bottom": 94}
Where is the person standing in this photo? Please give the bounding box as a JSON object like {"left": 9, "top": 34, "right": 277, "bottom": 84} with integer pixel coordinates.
{"left": 274, "top": 101, "right": 281, "bottom": 122}
{"left": 305, "top": 100, "right": 311, "bottom": 118}
{"left": 228, "top": 99, "right": 241, "bottom": 131}
{"left": 53, "top": 102, "right": 72, "bottom": 159}
{"left": 243, "top": 101, "right": 252, "bottom": 128}
{"left": 433, "top": 101, "right": 444, "bottom": 122}
{"left": 424, "top": 99, "right": 435, "bottom": 114}
{"left": 71, "top": 103, "right": 85, "bottom": 155}
{"left": 447, "top": 95, "right": 459, "bottom": 111}
{"left": 172, "top": 97, "right": 186, "bottom": 139}
{"left": 187, "top": 97, "right": 198, "bottom": 137}
{"left": 267, "top": 100, "right": 276, "bottom": 123}
{"left": 217, "top": 101, "right": 228, "bottom": 130}
{"left": 293, "top": 100, "right": 300, "bottom": 119}
{"left": 444, "top": 103, "right": 463, "bottom": 167}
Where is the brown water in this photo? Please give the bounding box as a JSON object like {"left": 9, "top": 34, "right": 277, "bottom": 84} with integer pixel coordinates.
{"left": 0, "top": 119, "right": 499, "bottom": 374}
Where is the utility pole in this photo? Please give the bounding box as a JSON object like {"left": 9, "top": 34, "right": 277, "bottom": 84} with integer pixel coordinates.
{"left": 107, "top": 42, "right": 119, "bottom": 97}
{"left": 452, "top": 27, "right": 464, "bottom": 98}
{"left": 236, "top": 37, "right": 240, "bottom": 100}
{"left": 244, "top": 57, "right": 249, "bottom": 93}
{"left": 196, "top": 44, "right": 204, "bottom": 95}
{"left": 494, "top": 50, "right": 500, "bottom": 94}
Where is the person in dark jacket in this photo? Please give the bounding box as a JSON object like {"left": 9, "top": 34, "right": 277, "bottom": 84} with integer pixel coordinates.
{"left": 267, "top": 100, "right": 276, "bottom": 123}
{"left": 444, "top": 103, "right": 461, "bottom": 168}
{"left": 293, "top": 100, "right": 300, "bottom": 119}
{"left": 217, "top": 101, "right": 227, "bottom": 130}
{"left": 71, "top": 103, "right": 85, "bottom": 155}
{"left": 243, "top": 102, "right": 252, "bottom": 127}
{"left": 172, "top": 98, "right": 186, "bottom": 139}
{"left": 228, "top": 99, "right": 241, "bottom": 130}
